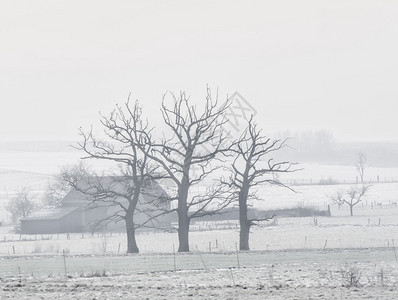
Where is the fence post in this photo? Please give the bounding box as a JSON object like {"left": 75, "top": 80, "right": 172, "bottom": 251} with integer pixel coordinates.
{"left": 235, "top": 242, "right": 240, "bottom": 269}
{"left": 63, "top": 249, "right": 67, "bottom": 278}
{"left": 195, "top": 246, "right": 208, "bottom": 271}
{"left": 173, "top": 244, "right": 176, "bottom": 272}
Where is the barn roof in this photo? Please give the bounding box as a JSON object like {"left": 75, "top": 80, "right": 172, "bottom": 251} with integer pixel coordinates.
{"left": 20, "top": 206, "right": 80, "bottom": 221}
{"left": 62, "top": 176, "right": 169, "bottom": 206}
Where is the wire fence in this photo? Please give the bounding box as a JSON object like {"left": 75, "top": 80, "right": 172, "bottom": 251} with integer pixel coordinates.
{"left": 283, "top": 176, "right": 398, "bottom": 186}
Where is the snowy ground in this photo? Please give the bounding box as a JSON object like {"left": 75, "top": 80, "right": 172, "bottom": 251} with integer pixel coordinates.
{"left": 1, "top": 159, "right": 398, "bottom": 298}
{"left": 2, "top": 201, "right": 398, "bottom": 256}
{"left": 2, "top": 203, "right": 398, "bottom": 298}
{"left": 1, "top": 249, "right": 398, "bottom": 299}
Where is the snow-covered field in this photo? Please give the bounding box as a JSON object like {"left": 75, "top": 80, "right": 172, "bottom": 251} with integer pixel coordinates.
{"left": 1, "top": 249, "right": 398, "bottom": 299}
{"left": 2, "top": 203, "right": 398, "bottom": 299}
{"left": 1, "top": 151, "right": 398, "bottom": 223}
{"left": 1, "top": 151, "right": 398, "bottom": 298}
{"left": 2, "top": 202, "right": 398, "bottom": 256}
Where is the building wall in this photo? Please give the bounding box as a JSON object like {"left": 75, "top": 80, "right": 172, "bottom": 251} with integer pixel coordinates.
{"left": 60, "top": 209, "right": 82, "bottom": 233}
{"left": 21, "top": 193, "right": 172, "bottom": 234}
{"left": 21, "top": 210, "right": 83, "bottom": 234}
{"left": 21, "top": 219, "right": 61, "bottom": 234}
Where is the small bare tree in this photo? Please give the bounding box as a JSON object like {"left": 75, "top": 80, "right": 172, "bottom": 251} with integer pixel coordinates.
{"left": 141, "top": 88, "right": 233, "bottom": 252}
{"left": 356, "top": 152, "right": 367, "bottom": 184}
{"left": 329, "top": 185, "right": 371, "bottom": 216}
{"left": 5, "top": 187, "right": 36, "bottom": 223}
{"left": 5, "top": 199, "right": 20, "bottom": 223}
{"left": 227, "top": 117, "right": 296, "bottom": 250}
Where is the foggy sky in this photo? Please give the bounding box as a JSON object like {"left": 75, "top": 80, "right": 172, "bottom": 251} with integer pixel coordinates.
{"left": 1, "top": 0, "right": 397, "bottom": 143}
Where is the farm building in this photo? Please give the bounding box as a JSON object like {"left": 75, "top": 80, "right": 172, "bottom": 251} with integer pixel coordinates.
{"left": 20, "top": 177, "right": 171, "bottom": 234}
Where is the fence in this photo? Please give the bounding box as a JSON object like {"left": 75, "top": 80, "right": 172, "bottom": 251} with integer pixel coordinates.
{"left": 283, "top": 176, "right": 398, "bottom": 186}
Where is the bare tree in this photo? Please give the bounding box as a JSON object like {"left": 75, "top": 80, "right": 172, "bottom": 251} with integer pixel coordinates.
{"left": 5, "top": 199, "right": 20, "bottom": 223}
{"left": 5, "top": 187, "right": 36, "bottom": 223}
{"left": 44, "top": 163, "right": 86, "bottom": 207}
{"left": 142, "top": 88, "right": 233, "bottom": 252}
{"left": 70, "top": 99, "right": 164, "bottom": 253}
{"left": 227, "top": 117, "right": 296, "bottom": 250}
{"left": 356, "top": 152, "right": 367, "bottom": 183}
{"left": 329, "top": 185, "right": 371, "bottom": 216}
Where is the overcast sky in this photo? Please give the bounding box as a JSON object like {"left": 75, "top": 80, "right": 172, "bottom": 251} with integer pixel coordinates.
{"left": 1, "top": 0, "right": 397, "bottom": 143}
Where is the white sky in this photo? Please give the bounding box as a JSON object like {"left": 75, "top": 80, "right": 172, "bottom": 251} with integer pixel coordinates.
{"left": 0, "top": 0, "right": 397, "bottom": 143}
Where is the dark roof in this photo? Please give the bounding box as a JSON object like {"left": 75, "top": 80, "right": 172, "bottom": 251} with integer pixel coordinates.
{"left": 20, "top": 206, "right": 80, "bottom": 221}
{"left": 62, "top": 176, "right": 168, "bottom": 206}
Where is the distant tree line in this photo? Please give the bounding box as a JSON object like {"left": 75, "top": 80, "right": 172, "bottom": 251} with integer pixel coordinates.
{"left": 275, "top": 130, "right": 398, "bottom": 167}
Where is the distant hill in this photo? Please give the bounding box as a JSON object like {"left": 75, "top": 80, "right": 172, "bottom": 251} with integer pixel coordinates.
{"left": 0, "top": 169, "right": 52, "bottom": 191}
{"left": 1, "top": 139, "right": 397, "bottom": 170}
{"left": 0, "top": 141, "right": 76, "bottom": 153}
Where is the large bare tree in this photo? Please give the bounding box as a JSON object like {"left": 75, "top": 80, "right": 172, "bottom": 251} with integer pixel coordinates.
{"left": 68, "top": 99, "right": 164, "bottom": 253}
{"left": 142, "top": 88, "right": 232, "bottom": 252}
{"left": 227, "top": 117, "right": 296, "bottom": 250}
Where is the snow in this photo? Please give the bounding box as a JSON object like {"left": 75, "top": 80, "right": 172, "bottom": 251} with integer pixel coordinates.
{"left": 2, "top": 203, "right": 398, "bottom": 298}
{"left": 1, "top": 159, "right": 398, "bottom": 298}
{"left": 1, "top": 250, "right": 398, "bottom": 299}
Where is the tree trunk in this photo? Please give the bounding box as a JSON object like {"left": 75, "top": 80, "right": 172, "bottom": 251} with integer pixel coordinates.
{"left": 239, "top": 184, "right": 250, "bottom": 251}
{"left": 178, "top": 211, "right": 190, "bottom": 252}
{"left": 177, "top": 173, "right": 191, "bottom": 252}
{"left": 349, "top": 204, "right": 354, "bottom": 216}
{"left": 125, "top": 213, "right": 139, "bottom": 253}
{"left": 239, "top": 219, "right": 251, "bottom": 251}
